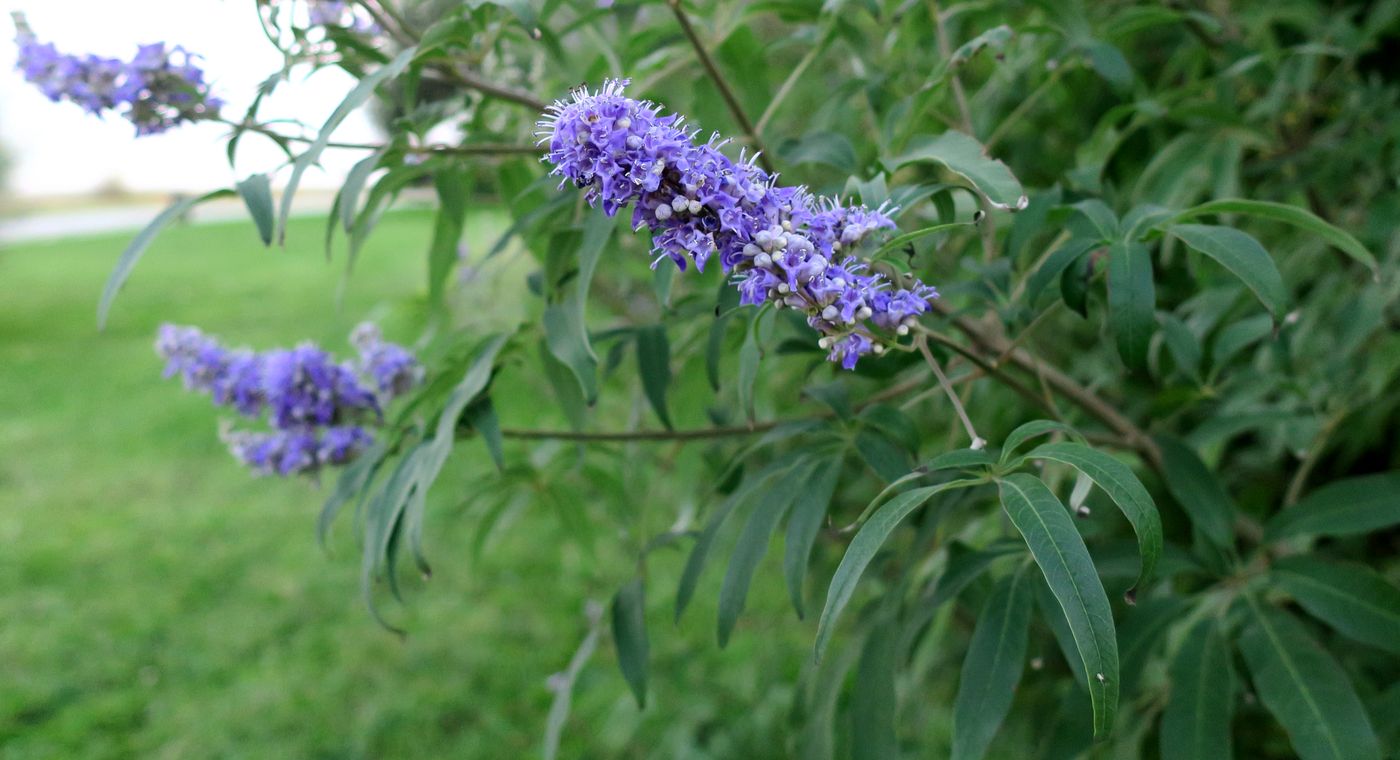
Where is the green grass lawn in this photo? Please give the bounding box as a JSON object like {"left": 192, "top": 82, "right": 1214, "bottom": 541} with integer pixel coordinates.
{"left": 0, "top": 211, "right": 815, "bottom": 759}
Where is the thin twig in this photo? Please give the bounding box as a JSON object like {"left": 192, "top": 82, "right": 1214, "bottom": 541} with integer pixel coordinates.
{"left": 983, "top": 63, "right": 1068, "bottom": 151}
{"left": 1283, "top": 409, "right": 1346, "bottom": 507}
{"left": 928, "top": 301, "right": 1163, "bottom": 470}
{"left": 916, "top": 335, "right": 985, "bottom": 448}
{"left": 220, "top": 118, "right": 537, "bottom": 156}
{"left": 929, "top": 0, "right": 998, "bottom": 262}
{"left": 667, "top": 0, "right": 774, "bottom": 173}
{"left": 755, "top": 28, "right": 832, "bottom": 134}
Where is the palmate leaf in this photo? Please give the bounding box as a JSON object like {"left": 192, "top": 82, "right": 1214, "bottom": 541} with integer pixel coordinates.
{"left": 1238, "top": 601, "right": 1381, "bottom": 760}
{"left": 1160, "top": 618, "right": 1234, "bottom": 760}
{"left": 1021, "top": 442, "right": 1162, "bottom": 601}
{"left": 997, "top": 474, "right": 1118, "bottom": 737}
{"left": 951, "top": 565, "right": 1033, "bottom": 760}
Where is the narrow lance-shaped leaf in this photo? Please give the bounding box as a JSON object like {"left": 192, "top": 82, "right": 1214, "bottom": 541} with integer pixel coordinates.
{"left": 999, "top": 419, "right": 1081, "bottom": 464}
{"left": 611, "top": 578, "right": 649, "bottom": 708}
{"left": 1264, "top": 471, "right": 1400, "bottom": 541}
{"left": 544, "top": 213, "right": 614, "bottom": 405}
{"left": 717, "top": 464, "right": 807, "bottom": 647}
{"left": 277, "top": 46, "right": 417, "bottom": 243}
{"left": 814, "top": 479, "right": 980, "bottom": 661}
{"left": 784, "top": 456, "right": 843, "bottom": 619}
{"left": 1272, "top": 556, "right": 1400, "bottom": 655}
{"left": 886, "top": 130, "right": 1029, "bottom": 211}
{"left": 1238, "top": 601, "right": 1381, "bottom": 760}
{"left": 1026, "top": 238, "right": 1098, "bottom": 306}
{"left": 1160, "top": 618, "right": 1234, "bottom": 760}
{"left": 851, "top": 619, "right": 900, "bottom": 760}
{"left": 635, "top": 325, "right": 673, "bottom": 430}
{"left": 427, "top": 164, "right": 470, "bottom": 306}
{"left": 236, "top": 173, "right": 275, "bottom": 246}
{"left": 1023, "top": 442, "right": 1163, "bottom": 601}
{"left": 997, "top": 473, "right": 1119, "bottom": 737}
{"left": 1107, "top": 240, "right": 1155, "bottom": 370}
{"left": 1170, "top": 224, "right": 1289, "bottom": 319}
{"left": 1168, "top": 198, "right": 1379, "bottom": 279}
{"left": 952, "top": 566, "right": 1033, "bottom": 760}
{"left": 1154, "top": 436, "right": 1235, "bottom": 548}
{"left": 99, "top": 188, "right": 235, "bottom": 329}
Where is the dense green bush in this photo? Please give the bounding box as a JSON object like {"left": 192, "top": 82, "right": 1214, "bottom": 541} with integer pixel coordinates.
{"left": 39, "top": 0, "right": 1400, "bottom": 756}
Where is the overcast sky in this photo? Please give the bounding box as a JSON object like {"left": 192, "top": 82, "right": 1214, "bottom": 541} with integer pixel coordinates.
{"left": 1, "top": 0, "right": 382, "bottom": 197}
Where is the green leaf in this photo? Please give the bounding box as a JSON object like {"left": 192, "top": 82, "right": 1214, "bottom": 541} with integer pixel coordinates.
{"left": 675, "top": 459, "right": 797, "bottom": 622}
{"left": 717, "top": 464, "right": 807, "bottom": 647}
{"left": 1080, "top": 39, "right": 1134, "bottom": 90}
{"left": 1273, "top": 556, "right": 1400, "bottom": 655}
{"left": 1107, "top": 240, "right": 1155, "bottom": 370}
{"left": 1265, "top": 472, "right": 1400, "bottom": 541}
{"left": 544, "top": 213, "right": 614, "bottom": 405}
{"left": 924, "top": 540, "right": 1026, "bottom": 609}
{"left": 1169, "top": 224, "right": 1289, "bottom": 319}
{"left": 924, "top": 448, "right": 997, "bottom": 473}
{"left": 236, "top": 173, "right": 275, "bottom": 246}
{"left": 1169, "top": 198, "right": 1379, "bottom": 279}
{"left": 952, "top": 566, "right": 1033, "bottom": 760}
{"left": 1023, "top": 442, "right": 1162, "bottom": 601}
{"left": 99, "top": 188, "right": 234, "bottom": 329}
{"left": 1070, "top": 199, "right": 1120, "bottom": 241}
{"left": 464, "top": 398, "right": 504, "bottom": 472}
{"left": 1238, "top": 602, "right": 1381, "bottom": 760}
{"left": 635, "top": 325, "right": 673, "bottom": 430}
{"left": 737, "top": 309, "right": 764, "bottom": 423}
{"left": 1000, "top": 419, "right": 1080, "bottom": 463}
{"left": 1026, "top": 238, "right": 1097, "bottom": 306}
{"left": 1154, "top": 436, "right": 1235, "bottom": 548}
{"left": 277, "top": 46, "right": 416, "bottom": 243}
{"left": 778, "top": 131, "right": 857, "bottom": 174}
{"left": 814, "top": 479, "right": 979, "bottom": 661}
{"left": 428, "top": 165, "right": 470, "bottom": 306}
{"left": 1160, "top": 619, "right": 1234, "bottom": 760}
{"left": 868, "top": 221, "right": 973, "bottom": 260}
{"left": 317, "top": 437, "right": 389, "bottom": 546}
{"left": 887, "top": 131, "right": 1029, "bottom": 211}
{"left": 851, "top": 619, "right": 900, "bottom": 760}
{"left": 1160, "top": 314, "right": 1202, "bottom": 380}
{"left": 611, "top": 578, "right": 649, "bottom": 708}
{"left": 784, "top": 456, "right": 843, "bottom": 619}
{"left": 997, "top": 473, "right": 1118, "bottom": 738}
{"left": 1209, "top": 313, "right": 1273, "bottom": 371}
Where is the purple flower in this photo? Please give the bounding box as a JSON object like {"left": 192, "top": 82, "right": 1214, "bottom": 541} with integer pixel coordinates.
{"left": 12, "top": 16, "right": 220, "bottom": 135}
{"left": 351, "top": 322, "right": 422, "bottom": 400}
{"left": 537, "top": 79, "right": 938, "bottom": 369}
{"left": 262, "top": 344, "right": 379, "bottom": 430}
{"left": 155, "top": 323, "right": 417, "bottom": 477}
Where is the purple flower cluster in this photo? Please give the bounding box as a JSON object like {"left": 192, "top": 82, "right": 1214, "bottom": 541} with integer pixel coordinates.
{"left": 537, "top": 79, "right": 939, "bottom": 369}
{"left": 13, "top": 16, "right": 220, "bottom": 136}
{"left": 156, "top": 323, "right": 421, "bottom": 477}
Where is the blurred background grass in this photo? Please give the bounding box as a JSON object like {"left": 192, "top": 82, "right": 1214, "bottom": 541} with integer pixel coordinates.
{"left": 0, "top": 212, "right": 816, "bottom": 759}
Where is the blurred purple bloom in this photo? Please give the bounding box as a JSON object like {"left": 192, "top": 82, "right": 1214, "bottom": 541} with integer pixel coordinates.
{"left": 156, "top": 322, "right": 421, "bottom": 477}
{"left": 12, "top": 16, "right": 220, "bottom": 135}
{"left": 537, "top": 79, "right": 938, "bottom": 369}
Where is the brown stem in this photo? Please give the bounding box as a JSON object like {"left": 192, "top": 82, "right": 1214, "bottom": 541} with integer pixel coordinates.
{"left": 667, "top": 0, "right": 774, "bottom": 174}
{"left": 221, "top": 118, "right": 537, "bottom": 157}
{"left": 929, "top": 301, "right": 1163, "bottom": 470}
